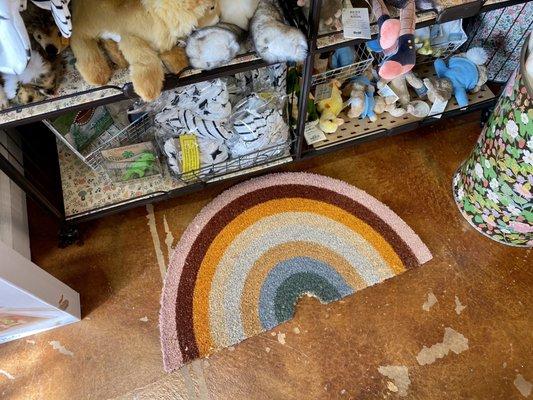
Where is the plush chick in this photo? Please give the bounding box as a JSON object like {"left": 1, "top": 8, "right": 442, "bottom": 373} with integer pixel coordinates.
{"left": 417, "top": 38, "right": 433, "bottom": 56}
{"left": 316, "top": 80, "right": 345, "bottom": 133}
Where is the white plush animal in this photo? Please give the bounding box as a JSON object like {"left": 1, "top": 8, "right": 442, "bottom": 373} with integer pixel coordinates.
{"left": 186, "top": 0, "right": 307, "bottom": 69}
{"left": 250, "top": 0, "right": 307, "bottom": 64}
{"left": 219, "top": 0, "right": 259, "bottom": 29}
{"left": 1, "top": 49, "right": 48, "bottom": 99}
{"left": 186, "top": 23, "right": 246, "bottom": 70}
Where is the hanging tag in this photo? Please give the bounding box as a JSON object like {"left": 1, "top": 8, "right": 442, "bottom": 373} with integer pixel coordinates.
{"left": 428, "top": 98, "right": 449, "bottom": 119}
{"left": 378, "top": 84, "right": 399, "bottom": 104}
{"left": 315, "top": 83, "right": 333, "bottom": 102}
{"left": 178, "top": 135, "right": 200, "bottom": 173}
{"left": 342, "top": 8, "right": 371, "bottom": 40}
{"left": 304, "top": 120, "right": 327, "bottom": 145}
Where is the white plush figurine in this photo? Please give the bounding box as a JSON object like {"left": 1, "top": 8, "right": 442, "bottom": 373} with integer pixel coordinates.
{"left": 250, "top": 0, "right": 307, "bottom": 63}
{"left": 1, "top": 49, "right": 51, "bottom": 103}
{"left": 219, "top": 0, "right": 259, "bottom": 29}
{"left": 186, "top": 0, "right": 308, "bottom": 69}
{"left": 186, "top": 23, "right": 246, "bottom": 70}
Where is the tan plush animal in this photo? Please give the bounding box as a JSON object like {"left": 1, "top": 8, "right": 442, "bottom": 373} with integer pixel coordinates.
{"left": 71, "top": 0, "right": 219, "bottom": 102}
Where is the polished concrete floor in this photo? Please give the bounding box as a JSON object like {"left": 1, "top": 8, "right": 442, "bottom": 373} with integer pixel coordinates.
{"left": 0, "top": 113, "right": 531, "bottom": 399}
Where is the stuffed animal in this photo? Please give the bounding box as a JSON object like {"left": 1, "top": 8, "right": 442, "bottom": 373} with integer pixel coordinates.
{"left": 377, "top": 71, "right": 430, "bottom": 118}
{"left": 0, "top": 0, "right": 31, "bottom": 76}
{"left": 330, "top": 46, "right": 356, "bottom": 69}
{"left": 219, "top": 0, "right": 259, "bottom": 29}
{"left": 187, "top": 0, "right": 307, "bottom": 70}
{"left": 406, "top": 99, "right": 430, "bottom": 118}
{"left": 374, "top": 95, "right": 406, "bottom": 117}
{"left": 250, "top": 0, "right": 308, "bottom": 63}
{"left": 297, "top": 0, "right": 343, "bottom": 33}
{"left": 70, "top": 0, "right": 220, "bottom": 102}
{"left": 316, "top": 80, "right": 345, "bottom": 133}
{"left": 433, "top": 47, "right": 488, "bottom": 108}
{"left": 186, "top": 23, "right": 247, "bottom": 70}
{"left": 345, "top": 77, "right": 378, "bottom": 121}
{"left": 370, "top": 0, "right": 418, "bottom": 79}
{"left": 423, "top": 77, "right": 453, "bottom": 104}
{"left": 22, "top": 1, "right": 70, "bottom": 59}
{"left": 1, "top": 49, "right": 61, "bottom": 105}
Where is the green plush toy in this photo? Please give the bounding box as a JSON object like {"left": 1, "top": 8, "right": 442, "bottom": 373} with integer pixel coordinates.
{"left": 122, "top": 152, "right": 156, "bottom": 181}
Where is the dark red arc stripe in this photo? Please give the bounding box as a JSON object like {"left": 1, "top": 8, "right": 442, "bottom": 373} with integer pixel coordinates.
{"left": 174, "top": 184, "right": 419, "bottom": 362}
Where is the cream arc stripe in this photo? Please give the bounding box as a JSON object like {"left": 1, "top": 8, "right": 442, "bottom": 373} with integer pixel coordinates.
{"left": 205, "top": 212, "right": 397, "bottom": 349}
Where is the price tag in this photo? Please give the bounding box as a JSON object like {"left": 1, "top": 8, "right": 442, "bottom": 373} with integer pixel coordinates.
{"left": 304, "top": 120, "right": 327, "bottom": 145}
{"left": 342, "top": 8, "right": 371, "bottom": 39}
{"left": 428, "top": 98, "right": 449, "bottom": 119}
{"left": 314, "top": 82, "right": 333, "bottom": 102}
{"left": 377, "top": 84, "right": 399, "bottom": 104}
{"left": 178, "top": 135, "right": 200, "bottom": 173}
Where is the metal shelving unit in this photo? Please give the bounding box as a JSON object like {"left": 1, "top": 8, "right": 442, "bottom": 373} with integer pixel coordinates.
{"left": 0, "top": 0, "right": 528, "bottom": 243}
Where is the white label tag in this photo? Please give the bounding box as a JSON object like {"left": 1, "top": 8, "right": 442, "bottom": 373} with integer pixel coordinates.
{"left": 342, "top": 8, "right": 371, "bottom": 39}
{"left": 378, "top": 84, "right": 399, "bottom": 104}
{"left": 314, "top": 83, "right": 333, "bottom": 102}
{"left": 429, "top": 98, "right": 449, "bottom": 118}
{"left": 304, "top": 120, "right": 327, "bottom": 145}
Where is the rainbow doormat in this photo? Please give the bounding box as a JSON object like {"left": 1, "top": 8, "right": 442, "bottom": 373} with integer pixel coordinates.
{"left": 160, "top": 173, "right": 432, "bottom": 371}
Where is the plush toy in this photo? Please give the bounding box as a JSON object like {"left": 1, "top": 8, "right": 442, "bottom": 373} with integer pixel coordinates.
{"left": 314, "top": 53, "right": 331, "bottom": 74}
{"left": 0, "top": 0, "right": 31, "bottom": 75}
{"left": 330, "top": 46, "right": 356, "bottom": 69}
{"left": 297, "top": 0, "right": 343, "bottom": 33}
{"left": 250, "top": 0, "right": 308, "bottom": 63}
{"left": 1, "top": 49, "right": 61, "bottom": 105}
{"left": 186, "top": 23, "right": 246, "bottom": 71}
{"left": 70, "top": 0, "right": 220, "bottom": 102}
{"left": 423, "top": 77, "right": 453, "bottom": 104}
{"left": 122, "top": 152, "right": 157, "bottom": 181}
{"left": 220, "top": 0, "right": 259, "bottom": 29}
{"left": 406, "top": 99, "right": 430, "bottom": 118}
{"left": 374, "top": 95, "right": 406, "bottom": 117}
{"left": 187, "top": 0, "right": 307, "bottom": 70}
{"left": 377, "top": 71, "right": 430, "bottom": 118}
{"left": 433, "top": 47, "right": 488, "bottom": 108}
{"left": 345, "top": 77, "right": 378, "bottom": 121}
{"left": 370, "top": 0, "right": 417, "bottom": 80}
{"left": 316, "top": 80, "right": 345, "bottom": 133}
{"left": 22, "top": 2, "right": 70, "bottom": 59}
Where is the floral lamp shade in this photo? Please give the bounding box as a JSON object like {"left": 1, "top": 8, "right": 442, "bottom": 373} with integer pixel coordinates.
{"left": 453, "top": 35, "right": 533, "bottom": 247}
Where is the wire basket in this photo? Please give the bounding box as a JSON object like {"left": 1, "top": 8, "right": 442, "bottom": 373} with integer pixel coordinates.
{"left": 416, "top": 40, "right": 465, "bottom": 64}
{"left": 312, "top": 43, "right": 374, "bottom": 86}
{"left": 176, "top": 136, "right": 295, "bottom": 184}
{"left": 85, "top": 113, "right": 156, "bottom": 170}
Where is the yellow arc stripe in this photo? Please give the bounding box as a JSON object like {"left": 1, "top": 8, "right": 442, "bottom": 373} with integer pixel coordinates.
{"left": 192, "top": 198, "right": 406, "bottom": 355}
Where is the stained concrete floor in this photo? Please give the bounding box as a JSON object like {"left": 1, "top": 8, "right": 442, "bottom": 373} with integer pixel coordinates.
{"left": 0, "top": 113, "right": 532, "bottom": 399}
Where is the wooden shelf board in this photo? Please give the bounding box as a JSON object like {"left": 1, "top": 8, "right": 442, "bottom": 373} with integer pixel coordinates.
{"left": 312, "top": 67, "right": 496, "bottom": 150}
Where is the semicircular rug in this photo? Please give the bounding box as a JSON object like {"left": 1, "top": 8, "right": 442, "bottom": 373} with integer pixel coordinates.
{"left": 160, "top": 172, "right": 432, "bottom": 371}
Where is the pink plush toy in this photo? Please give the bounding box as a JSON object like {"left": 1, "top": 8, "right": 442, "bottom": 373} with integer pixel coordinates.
{"left": 371, "top": 0, "right": 416, "bottom": 80}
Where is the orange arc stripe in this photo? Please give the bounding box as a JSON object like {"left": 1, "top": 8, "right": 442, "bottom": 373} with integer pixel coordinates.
{"left": 193, "top": 198, "right": 406, "bottom": 355}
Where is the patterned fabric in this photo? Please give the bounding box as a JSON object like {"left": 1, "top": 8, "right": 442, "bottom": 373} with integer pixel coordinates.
{"left": 155, "top": 108, "right": 233, "bottom": 141}
{"left": 160, "top": 172, "right": 432, "bottom": 371}
{"left": 465, "top": 3, "right": 532, "bottom": 83}
{"left": 453, "top": 63, "right": 533, "bottom": 247}
{"left": 157, "top": 79, "right": 231, "bottom": 122}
